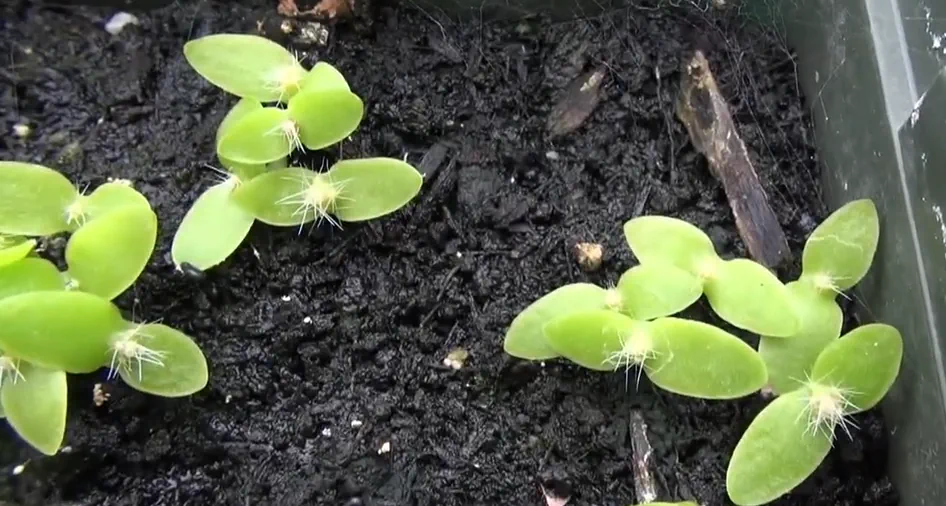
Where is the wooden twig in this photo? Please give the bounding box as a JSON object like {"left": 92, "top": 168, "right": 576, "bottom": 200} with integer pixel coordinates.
{"left": 629, "top": 410, "right": 658, "bottom": 504}
{"left": 676, "top": 50, "right": 791, "bottom": 269}
{"left": 547, "top": 68, "right": 606, "bottom": 138}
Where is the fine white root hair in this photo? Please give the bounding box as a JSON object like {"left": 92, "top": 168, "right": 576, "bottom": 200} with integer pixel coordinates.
{"left": 107, "top": 323, "right": 168, "bottom": 382}
{"left": 275, "top": 166, "right": 353, "bottom": 235}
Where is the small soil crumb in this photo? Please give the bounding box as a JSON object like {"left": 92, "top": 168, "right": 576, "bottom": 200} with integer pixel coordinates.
{"left": 443, "top": 348, "right": 469, "bottom": 369}
{"left": 92, "top": 383, "right": 110, "bottom": 407}
{"left": 574, "top": 242, "right": 603, "bottom": 272}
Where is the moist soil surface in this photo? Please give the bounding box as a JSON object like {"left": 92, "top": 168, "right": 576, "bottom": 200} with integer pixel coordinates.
{"left": 0, "top": 1, "right": 897, "bottom": 505}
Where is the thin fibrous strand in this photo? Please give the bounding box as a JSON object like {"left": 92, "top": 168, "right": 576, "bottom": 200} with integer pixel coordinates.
{"left": 0, "top": 358, "right": 25, "bottom": 389}
{"left": 604, "top": 332, "right": 660, "bottom": 392}
{"left": 261, "top": 50, "right": 305, "bottom": 103}
{"left": 201, "top": 163, "right": 236, "bottom": 185}
{"left": 796, "top": 378, "right": 861, "bottom": 445}
{"left": 264, "top": 120, "right": 304, "bottom": 153}
{"left": 275, "top": 172, "right": 352, "bottom": 234}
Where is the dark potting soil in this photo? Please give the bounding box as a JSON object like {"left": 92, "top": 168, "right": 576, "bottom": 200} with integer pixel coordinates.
{"left": 0, "top": 1, "right": 898, "bottom": 505}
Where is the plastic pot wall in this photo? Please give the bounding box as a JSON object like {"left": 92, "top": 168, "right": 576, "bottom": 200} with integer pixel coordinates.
{"left": 49, "top": 0, "right": 946, "bottom": 504}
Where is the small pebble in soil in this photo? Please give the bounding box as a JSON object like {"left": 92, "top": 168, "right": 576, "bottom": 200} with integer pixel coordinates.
{"left": 378, "top": 441, "right": 391, "bottom": 454}
{"left": 443, "top": 348, "right": 469, "bottom": 369}
{"left": 574, "top": 242, "right": 604, "bottom": 272}
{"left": 12, "top": 123, "right": 30, "bottom": 138}
{"left": 104, "top": 12, "right": 139, "bottom": 35}
{"left": 350, "top": 419, "right": 363, "bottom": 428}
{"left": 12, "top": 463, "right": 26, "bottom": 476}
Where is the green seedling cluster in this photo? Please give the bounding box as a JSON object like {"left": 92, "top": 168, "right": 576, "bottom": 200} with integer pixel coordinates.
{"left": 172, "top": 33, "right": 424, "bottom": 271}
{"left": 0, "top": 161, "right": 208, "bottom": 456}
{"left": 502, "top": 199, "right": 903, "bottom": 506}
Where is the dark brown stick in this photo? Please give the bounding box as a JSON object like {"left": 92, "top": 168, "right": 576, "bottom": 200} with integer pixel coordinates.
{"left": 676, "top": 50, "right": 791, "bottom": 269}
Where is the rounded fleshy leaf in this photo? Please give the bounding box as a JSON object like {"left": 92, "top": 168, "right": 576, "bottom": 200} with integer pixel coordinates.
{"left": 0, "top": 291, "right": 125, "bottom": 373}
{"left": 230, "top": 167, "right": 323, "bottom": 226}
{"left": 1, "top": 362, "right": 68, "bottom": 456}
{"left": 0, "top": 257, "right": 65, "bottom": 301}
{"left": 758, "top": 281, "right": 843, "bottom": 394}
{"left": 810, "top": 323, "right": 902, "bottom": 414}
{"left": 503, "top": 283, "right": 609, "bottom": 360}
{"left": 617, "top": 263, "right": 702, "bottom": 320}
{"left": 183, "top": 33, "right": 304, "bottom": 102}
{"left": 287, "top": 88, "right": 364, "bottom": 151}
{"left": 726, "top": 389, "right": 834, "bottom": 506}
{"left": 329, "top": 158, "right": 424, "bottom": 222}
{"left": 300, "top": 61, "right": 351, "bottom": 92}
{"left": 704, "top": 258, "right": 799, "bottom": 337}
{"left": 543, "top": 309, "right": 648, "bottom": 371}
{"left": 802, "top": 199, "right": 879, "bottom": 291}
{"left": 77, "top": 181, "right": 153, "bottom": 229}
{"left": 66, "top": 204, "right": 157, "bottom": 300}
{"left": 0, "top": 161, "right": 79, "bottom": 236}
{"left": 646, "top": 317, "right": 767, "bottom": 399}
{"left": 623, "top": 215, "right": 718, "bottom": 274}
{"left": 216, "top": 98, "right": 269, "bottom": 179}
{"left": 0, "top": 237, "right": 36, "bottom": 268}
{"left": 117, "top": 324, "right": 208, "bottom": 398}
{"left": 217, "top": 107, "right": 293, "bottom": 165}
{"left": 171, "top": 180, "right": 255, "bottom": 271}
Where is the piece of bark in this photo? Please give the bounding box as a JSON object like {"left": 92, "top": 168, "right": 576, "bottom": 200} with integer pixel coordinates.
{"left": 629, "top": 410, "right": 658, "bottom": 504}
{"left": 278, "top": 0, "right": 353, "bottom": 20}
{"left": 676, "top": 50, "right": 791, "bottom": 269}
{"left": 547, "top": 68, "right": 606, "bottom": 138}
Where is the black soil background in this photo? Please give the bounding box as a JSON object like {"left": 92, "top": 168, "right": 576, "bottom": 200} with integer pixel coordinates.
{"left": 0, "top": 1, "right": 898, "bottom": 505}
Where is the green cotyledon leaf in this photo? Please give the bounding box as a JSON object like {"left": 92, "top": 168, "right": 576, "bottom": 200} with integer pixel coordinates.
{"left": 0, "top": 362, "right": 68, "bottom": 456}
{"left": 0, "top": 161, "right": 79, "bottom": 236}
{"left": 65, "top": 204, "right": 157, "bottom": 300}
{"left": 703, "top": 258, "right": 799, "bottom": 337}
{"left": 183, "top": 33, "right": 305, "bottom": 102}
{"left": 328, "top": 158, "right": 423, "bottom": 222}
{"left": 115, "top": 323, "right": 209, "bottom": 398}
{"left": 646, "top": 317, "right": 767, "bottom": 399}
{"left": 503, "top": 283, "right": 610, "bottom": 360}
{"left": 809, "top": 323, "right": 903, "bottom": 414}
{"left": 0, "top": 290, "right": 125, "bottom": 373}
{"left": 171, "top": 179, "right": 255, "bottom": 272}
{"left": 726, "top": 389, "right": 834, "bottom": 506}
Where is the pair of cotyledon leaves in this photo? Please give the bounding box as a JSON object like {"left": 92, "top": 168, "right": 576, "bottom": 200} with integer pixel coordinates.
{"left": 0, "top": 161, "right": 156, "bottom": 301}
{"left": 183, "top": 33, "right": 363, "bottom": 165}
{"left": 0, "top": 265, "right": 208, "bottom": 455}
{"left": 503, "top": 262, "right": 767, "bottom": 400}
{"left": 169, "top": 100, "right": 423, "bottom": 272}
{"left": 726, "top": 322, "right": 902, "bottom": 506}
{"left": 172, "top": 34, "right": 424, "bottom": 271}
{"left": 758, "top": 199, "right": 880, "bottom": 395}
{"left": 0, "top": 162, "right": 208, "bottom": 454}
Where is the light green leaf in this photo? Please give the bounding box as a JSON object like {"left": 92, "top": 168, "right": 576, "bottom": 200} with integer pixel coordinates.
{"left": 758, "top": 281, "right": 843, "bottom": 394}
{"left": 810, "top": 323, "right": 902, "bottom": 414}
{"left": 0, "top": 161, "right": 79, "bottom": 236}
{"left": 287, "top": 88, "right": 364, "bottom": 151}
{"left": 623, "top": 215, "right": 718, "bottom": 275}
{"left": 503, "top": 283, "right": 609, "bottom": 360}
{"left": 230, "top": 167, "right": 322, "bottom": 226}
{"left": 0, "top": 291, "right": 125, "bottom": 373}
{"left": 0, "top": 237, "right": 36, "bottom": 268}
{"left": 78, "top": 180, "right": 153, "bottom": 227}
{"left": 704, "top": 258, "right": 799, "bottom": 337}
{"left": 726, "top": 389, "right": 834, "bottom": 506}
{"left": 801, "top": 199, "right": 879, "bottom": 291}
{"left": 0, "top": 257, "right": 65, "bottom": 301}
{"left": 617, "top": 263, "right": 702, "bottom": 321}
{"left": 646, "top": 317, "right": 767, "bottom": 399}
{"left": 117, "top": 323, "right": 208, "bottom": 398}
{"left": 183, "top": 33, "right": 305, "bottom": 102}
{"left": 543, "top": 309, "right": 648, "bottom": 371}
{"left": 171, "top": 180, "right": 255, "bottom": 271}
{"left": 1, "top": 362, "right": 68, "bottom": 456}
{"left": 216, "top": 98, "right": 270, "bottom": 180}
{"left": 299, "top": 61, "right": 351, "bottom": 92}
{"left": 217, "top": 107, "right": 293, "bottom": 165}
{"left": 329, "top": 158, "right": 424, "bottom": 222}
{"left": 65, "top": 204, "right": 157, "bottom": 300}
